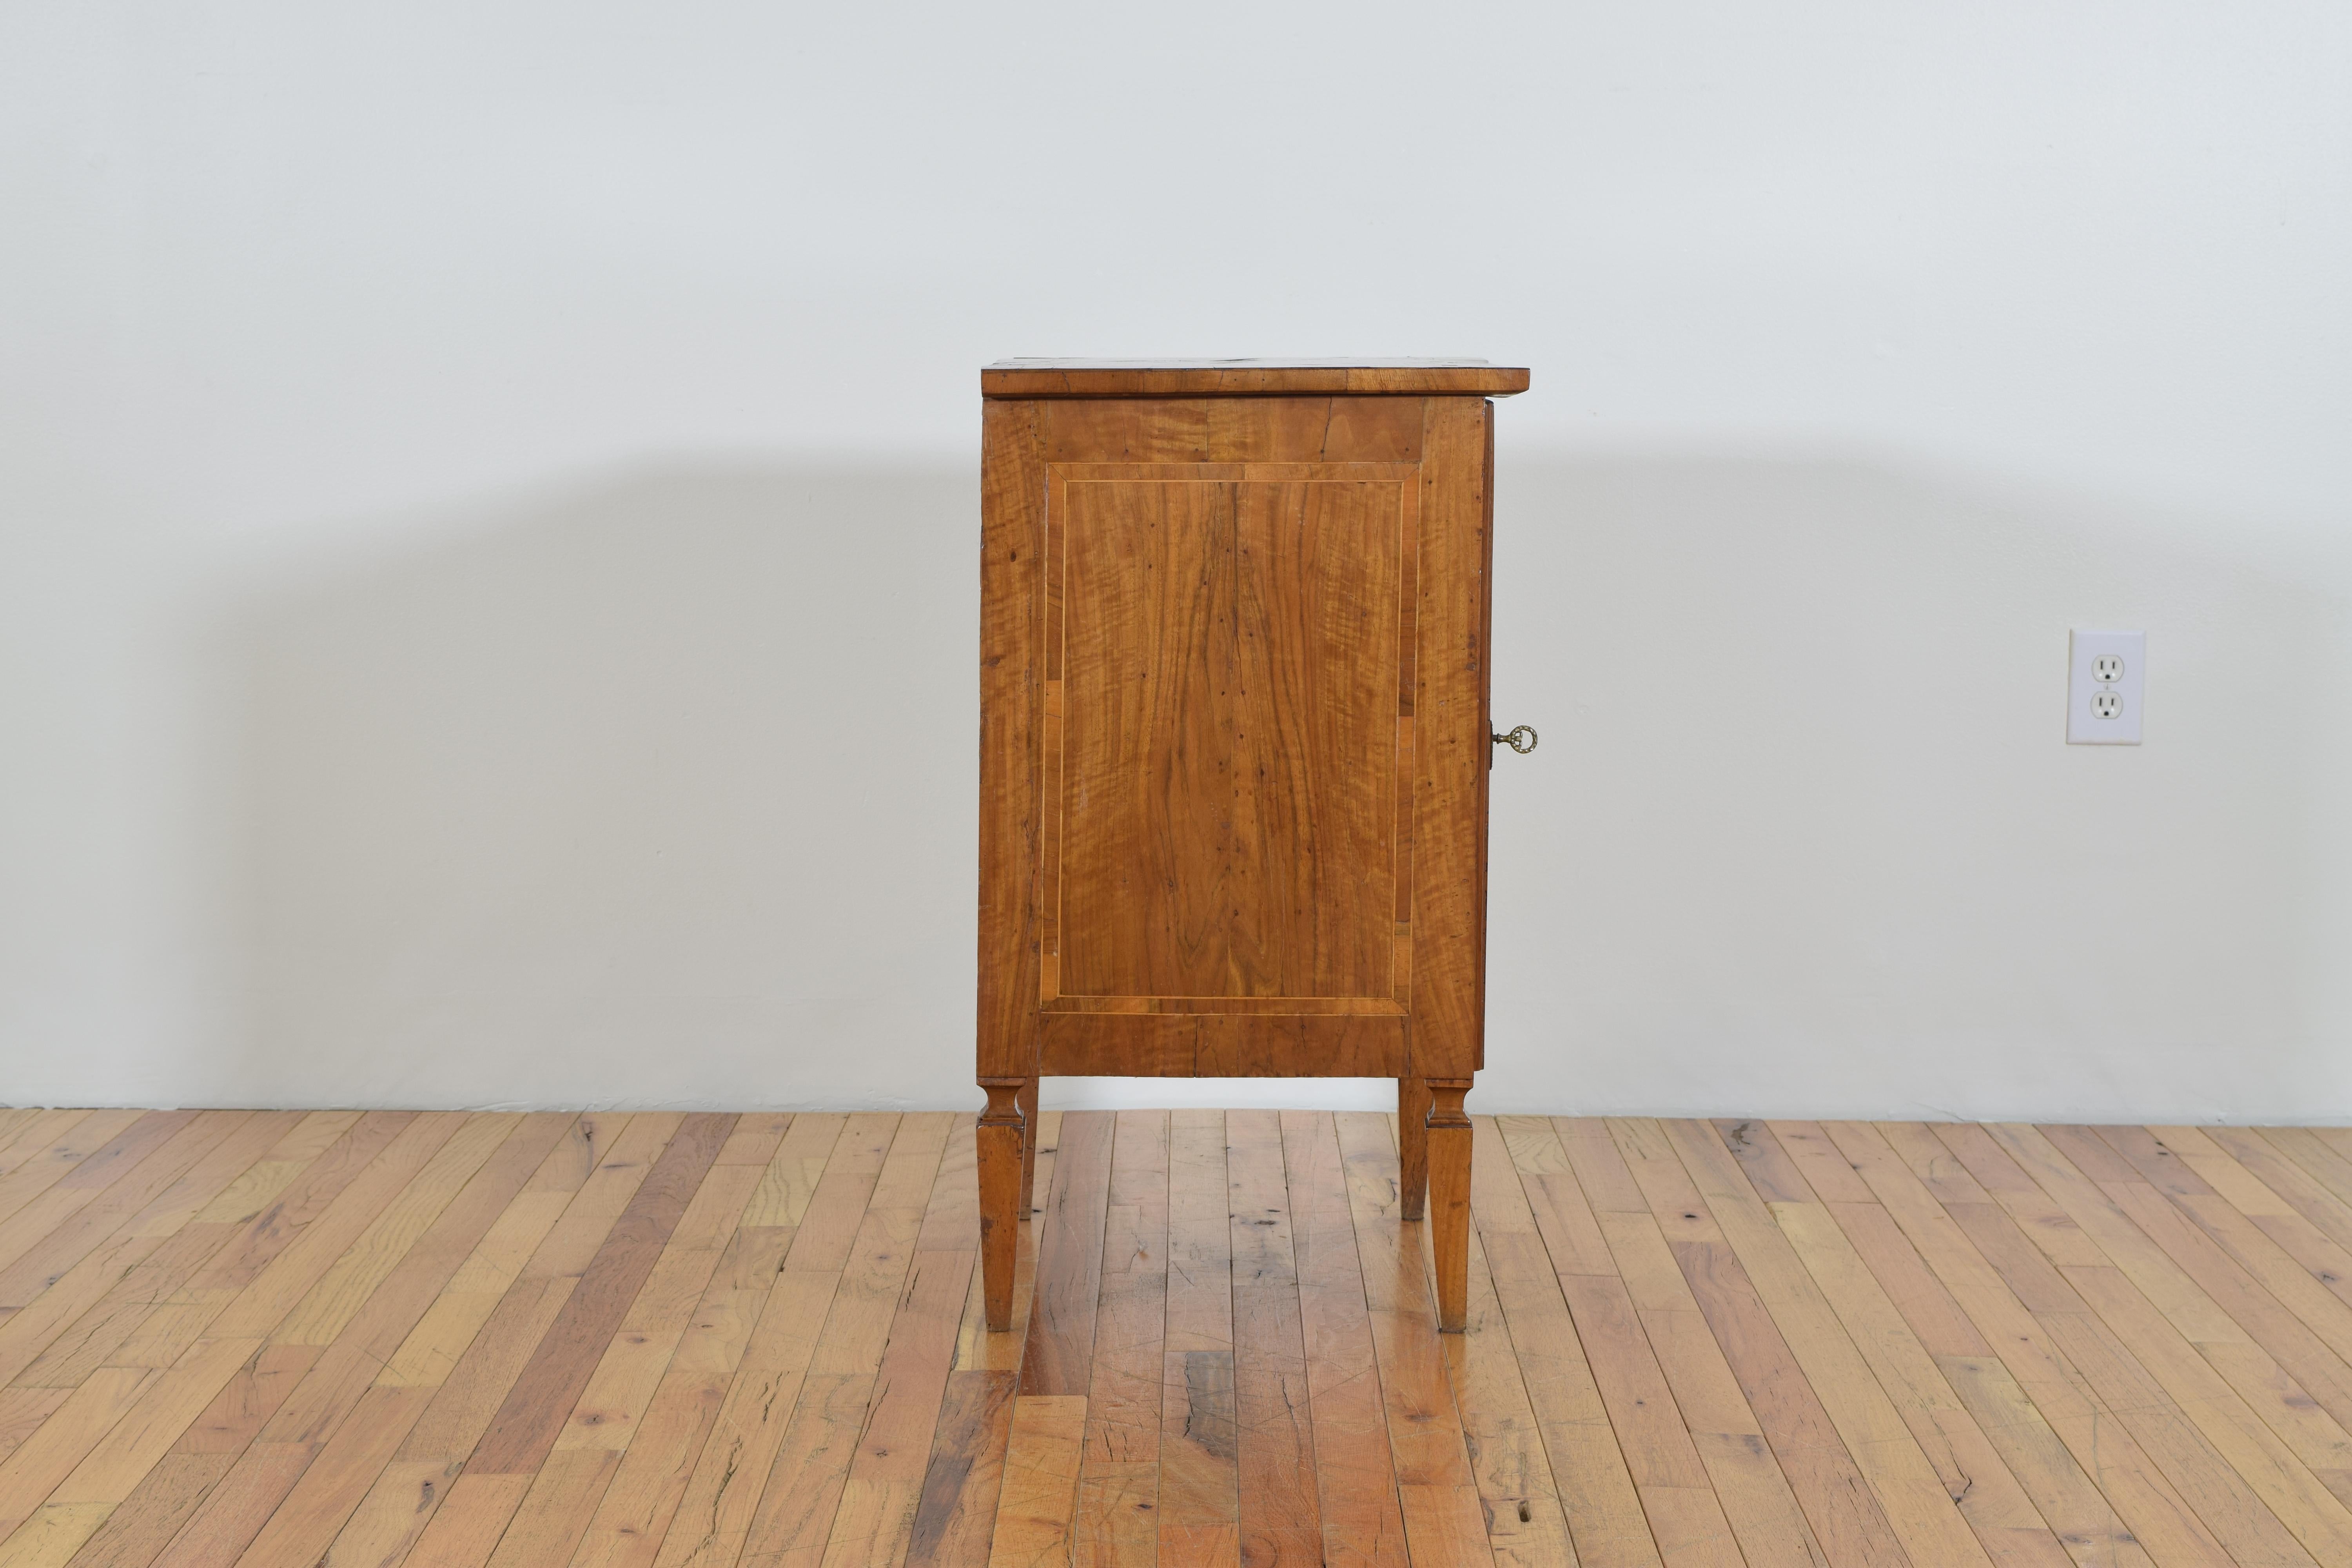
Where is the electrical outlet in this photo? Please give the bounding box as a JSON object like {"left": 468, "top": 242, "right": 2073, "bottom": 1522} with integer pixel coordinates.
{"left": 2068, "top": 630, "right": 2144, "bottom": 744}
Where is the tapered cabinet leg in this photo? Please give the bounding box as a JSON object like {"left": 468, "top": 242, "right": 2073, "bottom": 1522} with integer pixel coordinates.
{"left": 1427, "top": 1080, "right": 1472, "bottom": 1332}
{"left": 978, "top": 1081, "right": 1025, "bottom": 1331}
{"left": 1016, "top": 1076, "right": 1039, "bottom": 1217}
{"left": 1398, "top": 1075, "right": 1430, "bottom": 1221}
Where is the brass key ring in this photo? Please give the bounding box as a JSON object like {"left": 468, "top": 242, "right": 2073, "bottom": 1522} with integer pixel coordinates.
{"left": 1492, "top": 724, "right": 1537, "bottom": 754}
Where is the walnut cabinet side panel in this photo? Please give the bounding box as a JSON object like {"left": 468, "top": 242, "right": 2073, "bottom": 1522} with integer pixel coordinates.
{"left": 1407, "top": 396, "right": 1492, "bottom": 1084}
{"left": 978, "top": 395, "right": 1493, "bottom": 1083}
{"left": 977, "top": 399, "right": 1046, "bottom": 1085}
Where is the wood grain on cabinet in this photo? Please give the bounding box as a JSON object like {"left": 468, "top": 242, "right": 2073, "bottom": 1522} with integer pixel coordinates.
{"left": 976, "top": 363, "right": 1526, "bottom": 1332}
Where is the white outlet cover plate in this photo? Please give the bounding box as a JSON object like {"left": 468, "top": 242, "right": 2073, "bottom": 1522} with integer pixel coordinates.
{"left": 2068, "top": 629, "right": 2145, "bottom": 744}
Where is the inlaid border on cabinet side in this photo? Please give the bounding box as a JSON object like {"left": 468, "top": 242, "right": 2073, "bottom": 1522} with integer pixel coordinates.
{"left": 976, "top": 399, "right": 1048, "bottom": 1083}
{"left": 1038, "top": 460, "right": 1419, "bottom": 1018}
{"left": 1403, "top": 397, "right": 1492, "bottom": 1082}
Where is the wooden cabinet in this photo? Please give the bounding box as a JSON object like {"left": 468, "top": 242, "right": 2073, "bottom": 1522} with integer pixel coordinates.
{"left": 976, "top": 359, "right": 1529, "bottom": 1332}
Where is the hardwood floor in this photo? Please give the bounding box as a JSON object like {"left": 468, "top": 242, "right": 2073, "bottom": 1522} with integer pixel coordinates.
{"left": 1, "top": 1109, "right": 2351, "bottom": 1565}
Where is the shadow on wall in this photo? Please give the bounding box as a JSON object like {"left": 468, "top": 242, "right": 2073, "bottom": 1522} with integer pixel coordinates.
{"left": 212, "top": 454, "right": 2352, "bottom": 1118}
{"left": 221, "top": 463, "right": 976, "bottom": 1110}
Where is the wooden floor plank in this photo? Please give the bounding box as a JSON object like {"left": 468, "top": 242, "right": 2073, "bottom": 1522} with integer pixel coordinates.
{"left": 0, "top": 1114, "right": 256, "bottom": 1332}
{"left": 1966, "top": 1127, "right": 2352, "bottom": 1496}
{"left": 0, "top": 1112, "right": 307, "bottom": 1391}
{"left": 637, "top": 1114, "right": 883, "bottom": 1568}
{"left": 1279, "top": 1112, "right": 1410, "bottom": 1568}
{"left": 0, "top": 1116, "right": 105, "bottom": 1246}
{"left": 1019, "top": 1114, "right": 1112, "bottom": 1401}
{"left": 1483, "top": 1120, "right": 1665, "bottom": 1568}
{"left": 99, "top": 1115, "right": 529, "bottom": 1568}
{"left": 1820, "top": 1122, "right": 2243, "bottom": 1568}
{"left": 14, "top": 1106, "right": 2352, "bottom": 1568}
{"left": 1602, "top": 1118, "right": 1911, "bottom": 1568}
{"left": 1961, "top": 1125, "right": 2352, "bottom": 1566}
{"left": 732, "top": 1111, "right": 952, "bottom": 1568}
{"left": 1760, "top": 1123, "right": 2155, "bottom": 1568}
{"left": 0, "top": 1115, "right": 109, "bottom": 1178}
{"left": 2098, "top": 1128, "right": 2352, "bottom": 1410}
{"left": 1332, "top": 1112, "right": 1491, "bottom": 1568}
{"left": 1662, "top": 1118, "right": 1999, "bottom": 1568}
{"left": 1504, "top": 1126, "right": 1732, "bottom": 1568}
{"left": 0, "top": 1114, "right": 463, "bottom": 1561}
{"left": 0, "top": 1109, "right": 240, "bottom": 1363}
{"left": 209, "top": 1115, "right": 590, "bottom": 1568}
{"left": 1224, "top": 1111, "right": 1327, "bottom": 1568}
{"left": 815, "top": 1245, "right": 976, "bottom": 1568}
{"left": 986, "top": 1395, "right": 1085, "bottom": 1567}
{"left": 2160, "top": 1127, "right": 2352, "bottom": 1321}
{"left": 0, "top": 1370, "right": 164, "bottom": 1550}
{"left": 0, "top": 1114, "right": 56, "bottom": 1176}
{"left": 0, "top": 1392, "right": 72, "bottom": 1471}
{"left": 471, "top": 1116, "right": 736, "bottom": 1482}
{"left": 1155, "top": 1110, "right": 1237, "bottom": 1568}
{"left": 2256, "top": 1129, "right": 2352, "bottom": 1234}
{"left": 906, "top": 1108, "right": 1033, "bottom": 1568}
{"left": 1550, "top": 1120, "right": 1826, "bottom": 1568}
{"left": 114, "top": 1115, "right": 551, "bottom": 1568}
{"left": 310, "top": 1128, "right": 607, "bottom": 1568}
{"left": 559, "top": 1118, "right": 799, "bottom": 1568}
{"left": 54, "top": 1111, "right": 426, "bottom": 1568}
{"left": 301, "top": 1113, "right": 654, "bottom": 1568}
{"left": 1450, "top": 1146, "right": 1581, "bottom": 1568}
{"left": 1722, "top": 1122, "right": 2078, "bottom": 1568}
{"left": 471, "top": 1132, "right": 768, "bottom": 1568}
{"left": 0, "top": 1114, "right": 151, "bottom": 1245}
{"left": 1068, "top": 1111, "right": 1165, "bottom": 1568}
{"left": 906, "top": 1371, "right": 1015, "bottom": 1568}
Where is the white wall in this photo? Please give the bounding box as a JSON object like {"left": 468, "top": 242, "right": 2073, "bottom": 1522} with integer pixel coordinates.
{"left": 4, "top": 2, "right": 2348, "bottom": 1120}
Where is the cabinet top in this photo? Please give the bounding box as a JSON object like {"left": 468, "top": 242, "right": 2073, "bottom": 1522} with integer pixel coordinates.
{"left": 982, "top": 358, "right": 1530, "bottom": 399}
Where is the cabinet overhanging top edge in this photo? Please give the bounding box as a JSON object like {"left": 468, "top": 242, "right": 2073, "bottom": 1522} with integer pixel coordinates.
{"left": 981, "top": 359, "right": 1530, "bottom": 398}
